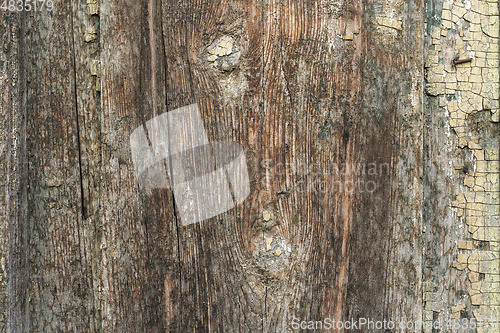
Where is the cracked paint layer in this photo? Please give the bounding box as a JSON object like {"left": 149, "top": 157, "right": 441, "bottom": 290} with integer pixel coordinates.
{"left": 373, "top": 0, "right": 404, "bottom": 44}
{"left": 206, "top": 36, "right": 241, "bottom": 71}
{"left": 426, "top": 0, "right": 500, "bottom": 332}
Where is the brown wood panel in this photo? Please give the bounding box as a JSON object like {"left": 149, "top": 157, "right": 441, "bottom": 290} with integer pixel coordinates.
{"left": 161, "top": 0, "right": 265, "bottom": 331}
{"left": 0, "top": 10, "right": 12, "bottom": 332}
{"left": 1, "top": 0, "right": 428, "bottom": 331}
{"left": 71, "top": 0, "right": 103, "bottom": 331}
{"left": 22, "top": 3, "right": 93, "bottom": 331}
{"left": 158, "top": 0, "right": 424, "bottom": 331}
{"left": 99, "top": 0, "right": 180, "bottom": 331}
{"left": 0, "top": 12, "right": 8, "bottom": 261}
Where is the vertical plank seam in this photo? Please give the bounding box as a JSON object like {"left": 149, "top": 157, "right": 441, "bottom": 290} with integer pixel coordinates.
{"left": 261, "top": 0, "right": 266, "bottom": 331}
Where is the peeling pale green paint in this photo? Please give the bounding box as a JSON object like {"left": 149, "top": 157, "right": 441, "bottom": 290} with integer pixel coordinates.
{"left": 426, "top": 0, "right": 500, "bottom": 331}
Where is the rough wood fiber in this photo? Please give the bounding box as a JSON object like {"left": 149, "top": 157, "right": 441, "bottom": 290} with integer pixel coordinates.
{"left": 71, "top": 0, "right": 102, "bottom": 330}
{"left": 3, "top": 10, "right": 29, "bottom": 333}
{"left": 0, "top": 10, "right": 12, "bottom": 332}
{"left": 24, "top": 2, "right": 95, "bottom": 331}
{"left": 5, "top": 0, "right": 490, "bottom": 332}
{"left": 99, "top": 0, "right": 180, "bottom": 331}
{"left": 159, "top": 0, "right": 425, "bottom": 331}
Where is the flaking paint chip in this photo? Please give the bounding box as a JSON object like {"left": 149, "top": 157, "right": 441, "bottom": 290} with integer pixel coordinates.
{"left": 91, "top": 60, "right": 101, "bottom": 77}
{"left": 452, "top": 261, "right": 467, "bottom": 270}
{"left": 265, "top": 237, "right": 273, "bottom": 251}
{"left": 377, "top": 17, "right": 403, "bottom": 31}
{"left": 88, "top": 3, "right": 99, "bottom": 15}
{"left": 208, "top": 37, "right": 234, "bottom": 57}
{"left": 451, "top": 304, "right": 466, "bottom": 313}
{"left": 263, "top": 211, "right": 271, "bottom": 221}
{"left": 469, "top": 272, "right": 480, "bottom": 282}
{"left": 274, "top": 248, "right": 282, "bottom": 256}
{"left": 342, "top": 33, "right": 354, "bottom": 40}
{"left": 84, "top": 26, "right": 98, "bottom": 43}
{"left": 207, "top": 54, "right": 218, "bottom": 62}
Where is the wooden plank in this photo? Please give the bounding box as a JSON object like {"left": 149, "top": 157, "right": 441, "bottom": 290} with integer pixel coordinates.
{"left": 99, "top": 0, "right": 180, "bottom": 331}
{"left": 423, "top": 0, "right": 500, "bottom": 329}
{"left": 0, "top": 10, "right": 12, "bottom": 331}
{"left": 22, "top": 3, "right": 94, "bottom": 331}
{"left": 0, "top": 0, "right": 440, "bottom": 331}
{"left": 159, "top": 0, "right": 425, "bottom": 331}
{"left": 71, "top": 0, "right": 102, "bottom": 329}
{"left": 3, "top": 10, "right": 29, "bottom": 333}
{"left": 161, "top": 0, "right": 266, "bottom": 330}
{"left": 256, "top": 0, "right": 424, "bottom": 329}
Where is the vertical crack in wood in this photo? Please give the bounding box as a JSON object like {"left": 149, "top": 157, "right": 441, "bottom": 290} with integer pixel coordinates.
{"left": 71, "top": 0, "right": 87, "bottom": 221}
{"left": 73, "top": 0, "right": 103, "bottom": 329}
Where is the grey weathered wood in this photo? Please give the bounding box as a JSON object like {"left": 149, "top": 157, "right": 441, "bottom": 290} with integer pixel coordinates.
{"left": 4, "top": 10, "right": 29, "bottom": 333}
{"left": 24, "top": 3, "right": 92, "bottom": 331}
{"left": 99, "top": 0, "right": 180, "bottom": 331}
{"left": 0, "top": 10, "right": 12, "bottom": 331}
{"left": 71, "top": 0, "right": 102, "bottom": 329}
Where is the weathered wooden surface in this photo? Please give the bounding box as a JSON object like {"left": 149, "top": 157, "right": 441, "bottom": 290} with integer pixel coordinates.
{"left": 423, "top": 0, "right": 500, "bottom": 332}
{"left": 0, "top": 10, "right": 12, "bottom": 332}
{"left": 3, "top": 0, "right": 498, "bottom": 332}
{"left": 3, "top": 10, "right": 32, "bottom": 332}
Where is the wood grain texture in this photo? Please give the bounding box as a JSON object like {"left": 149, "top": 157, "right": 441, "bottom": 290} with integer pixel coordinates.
{"left": 0, "top": 0, "right": 460, "bottom": 332}
{"left": 0, "top": 10, "right": 12, "bottom": 332}
{"left": 99, "top": 0, "right": 180, "bottom": 331}
{"left": 159, "top": 0, "right": 424, "bottom": 331}
{"left": 24, "top": 3, "right": 94, "bottom": 331}
{"left": 3, "top": 10, "right": 29, "bottom": 333}
{"left": 71, "top": 0, "right": 102, "bottom": 329}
